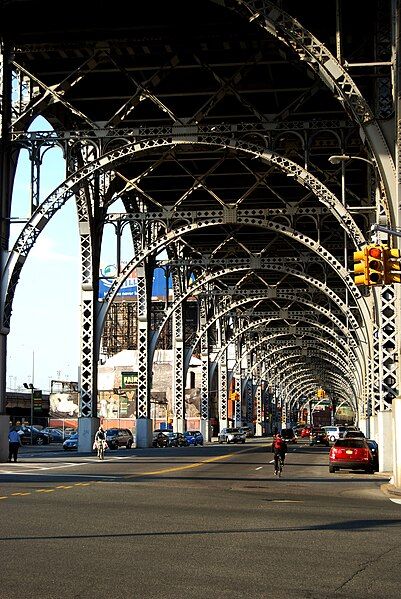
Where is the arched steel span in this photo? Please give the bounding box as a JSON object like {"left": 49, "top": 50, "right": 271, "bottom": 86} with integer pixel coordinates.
{"left": 256, "top": 363, "right": 356, "bottom": 415}
{"left": 261, "top": 372, "right": 358, "bottom": 416}
{"left": 154, "top": 265, "right": 363, "bottom": 354}
{"left": 251, "top": 356, "right": 354, "bottom": 397}
{"left": 213, "top": 322, "right": 361, "bottom": 386}
{"left": 223, "top": 0, "right": 396, "bottom": 222}
{"left": 225, "top": 336, "right": 360, "bottom": 400}
{"left": 248, "top": 348, "right": 356, "bottom": 391}
{"left": 216, "top": 325, "right": 355, "bottom": 383}
{"left": 270, "top": 363, "right": 355, "bottom": 404}
{"left": 202, "top": 315, "right": 360, "bottom": 393}
{"left": 187, "top": 298, "right": 361, "bottom": 364}
{"left": 3, "top": 137, "right": 372, "bottom": 361}
{"left": 276, "top": 370, "right": 356, "bottom": 414}
{"left": 222, "top": 319, "right": 355, "bottom": 383}
{"left": 248, "top": 346, "right": 353, "bottom": 398}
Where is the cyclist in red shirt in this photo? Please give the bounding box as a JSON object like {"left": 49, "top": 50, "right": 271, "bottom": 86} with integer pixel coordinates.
{"left": 272, "top": 432, "right": 288, "bottom": 475}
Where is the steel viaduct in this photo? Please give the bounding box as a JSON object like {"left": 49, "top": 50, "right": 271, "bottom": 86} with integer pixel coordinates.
{"left": 0, "top": 0, "right": 401, "bottom": 486}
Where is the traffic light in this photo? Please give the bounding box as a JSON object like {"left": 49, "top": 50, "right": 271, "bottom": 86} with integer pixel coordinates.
{"left": 353, "top": 246, "right": 368, "bottom": 286}
{"left": 384, "top": 247, "right": 401, "bottom": 284}
{"left": 317, "top": 388, "right": 326, "bottom": 398}
{"left": 366, "top": 244, "right": 385, "bottom": 285}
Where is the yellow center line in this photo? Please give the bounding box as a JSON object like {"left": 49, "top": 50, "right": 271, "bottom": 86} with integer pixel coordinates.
{"left": 4, "top": 445, "right": 255, "bottom": 500}
{"left": 137, "top": 449, "right": 248, "bottom": 476}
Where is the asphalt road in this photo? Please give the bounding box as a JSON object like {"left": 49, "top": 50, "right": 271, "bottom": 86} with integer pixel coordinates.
{"left": 0, "top": 438, "right": 400, "bottom": 599}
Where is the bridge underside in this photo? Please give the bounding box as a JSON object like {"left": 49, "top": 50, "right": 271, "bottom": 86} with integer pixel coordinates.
{"left": 0, "top": 1, "right": 400, "bottom": 471}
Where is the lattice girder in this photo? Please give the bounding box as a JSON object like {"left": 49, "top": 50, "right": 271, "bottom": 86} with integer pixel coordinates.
{"left": 227, "top": 0, "right": 396, "bottom": 219}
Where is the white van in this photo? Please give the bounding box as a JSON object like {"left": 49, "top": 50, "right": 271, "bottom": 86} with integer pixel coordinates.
{"left": 322, "top": 425, "right": 347, "bottom": 442}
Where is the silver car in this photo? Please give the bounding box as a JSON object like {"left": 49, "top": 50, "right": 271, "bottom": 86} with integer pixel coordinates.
{"left": 218, "top": 427, "right": 246, "bottom": 444}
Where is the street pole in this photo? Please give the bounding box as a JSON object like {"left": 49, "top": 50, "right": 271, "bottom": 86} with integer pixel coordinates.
{"left": 31, "top": 350, "right": 35, "bottom": 443}
{"left": 30, "top": 385, "right": 34, "bottom": 444}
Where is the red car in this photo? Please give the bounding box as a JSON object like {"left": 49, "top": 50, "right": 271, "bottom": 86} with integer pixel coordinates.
{"left": 300, "top": 426, "right": 312, "bottom": 438}
{"left": 329, "top": 438, "right": 374, "bottom": 473}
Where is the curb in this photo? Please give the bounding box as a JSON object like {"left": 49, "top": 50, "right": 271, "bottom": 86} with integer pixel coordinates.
{"left": 380, "top": 481, "right": 401, "bottom": 499}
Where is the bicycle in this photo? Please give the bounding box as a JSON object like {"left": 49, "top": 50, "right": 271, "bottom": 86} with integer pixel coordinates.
{"left": 97, "top": 440, "right": 105, "bottom": 460}
{"left": 274, "top": 453, "right": 285, "bottom": 478}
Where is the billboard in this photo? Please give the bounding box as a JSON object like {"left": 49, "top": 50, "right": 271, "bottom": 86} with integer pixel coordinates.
{"left": 121, "top": 371, "right": 138, "bottom": 389}
{"left": 98, "top": 265, "right": 172, "bottom": 299}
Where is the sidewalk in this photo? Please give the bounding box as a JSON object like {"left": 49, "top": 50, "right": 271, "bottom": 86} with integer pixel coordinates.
{"left": 380, "top": 475, "right": 401, "bottom": 500}
{"left": 20, "top": 443, "right": 64, "bottom": 454}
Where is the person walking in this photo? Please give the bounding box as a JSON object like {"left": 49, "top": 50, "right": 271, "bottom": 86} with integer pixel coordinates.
{"left": 94, "top": 425, "right": 106, "bottom": 460}
{"left": 8, "top": 427, "right": 21, "bottom": 462}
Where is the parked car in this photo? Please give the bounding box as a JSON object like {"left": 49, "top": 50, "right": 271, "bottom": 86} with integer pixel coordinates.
{"left": 184, "top": 431, "right": 204, "bottom": 446}
{"left": 164, "top": 432, "right": 188, "bottom": 447}
{"left": 41, "top": 427, "right": 65, "bottom": 443}
{"left": 322, "top": 425, "right": 347, "bottom": 442}
{"left": 217, "top": 428, "right": 246, "bottom": 444}
{"left": 153, "top": 427, "right": 173, "bottom": 435}
{"left": 309, "top": 429, "right": 330, "bottom": 447}
{"left": 63, "top": 433, "right": 78, "bottom": 451}
{"left": 152, "top": 432, "right": 169, "bottom": 448}
{"left": 15, "top": 425, "right": 51, "bottom": 445}
{"left": 366, "top": 439, "right": 379, "bottom": 471}
{"left": 329, "top": 438, "right": 374, "bottom": 473}
{"left": 280, "top": 428, "right": 297, "bottom": 443}
{"left": 239, "top": 425, "right": 254, "bottom": 438}
{"left": 300, "top": 426, "right": 312, "bottom": 438}
{"left": 343, "top": 430, "right": 365, "bottom": 439}
{"left": 105, "top": 428, "right": 133, "bottom": 449}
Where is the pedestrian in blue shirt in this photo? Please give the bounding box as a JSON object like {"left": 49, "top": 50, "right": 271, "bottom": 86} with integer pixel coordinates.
{"left": 8, "top": 427, "right": 21, "bottom": 462}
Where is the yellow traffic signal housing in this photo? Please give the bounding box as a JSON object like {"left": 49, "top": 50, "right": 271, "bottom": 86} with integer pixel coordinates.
{"left": 384, "top": 247, "right": 401, "bottom": 284}
{"left": 317, "top": 388, "right": 326, "bottom": 398}
{"left": 366, "top": 244, "right": 384, "bottom": 285}
{"left": 353, "top": 247, "right": 368, "bottom": 286}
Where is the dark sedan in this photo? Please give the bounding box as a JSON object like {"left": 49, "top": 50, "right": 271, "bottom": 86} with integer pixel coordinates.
{"left": 163, "top": 432, "right": 188, "bottom": 447}
{"left": 15, "top": 426, "right": 51, "bottom": 445}
{"left": 152, "top": 432, "right": 169, "bottom": 448}
{"left": 41, "top": 427, "right": 65, "bottom": 443}
{"left": 281, "top": 428, "right": 297, "bottom": 443}
{"left": 63, "top": 433, "right": 78, "bottom": 451}
{"left": 366, "top": 439, "right": 379, "bottom": 471}
{"left": 309, "top": 429, "right": 330, "bottom": 447}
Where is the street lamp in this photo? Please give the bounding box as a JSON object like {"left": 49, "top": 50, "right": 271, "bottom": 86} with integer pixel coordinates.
{"left": 23, "top": 382, "right": 34, "bottom": 444}
{"left": 23, "top": 349, "right": 35, "bottom": 444}
{"left": 328, "top": 154, "right": 375, "bottom": 167}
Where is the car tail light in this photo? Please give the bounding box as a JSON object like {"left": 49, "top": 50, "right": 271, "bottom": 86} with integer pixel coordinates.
{"left": 353, "top": 447, "right": 370, "bottom": 461}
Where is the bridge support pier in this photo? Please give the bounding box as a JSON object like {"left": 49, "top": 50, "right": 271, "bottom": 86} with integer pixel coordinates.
{"left": 200, "top": 419, "right": 211, "bottom": 442}
{"left": 369, "top": 415, "right": 378, "bottom": 439}
{"left": 0, "top": 414, "right": 9, "bottom": 462}
{"left": 255, "top": 421, "right": 263, "bottom": 437}
{"left": 359, "top": 416, "right": 370, "bottom": 439}
{"left": 378, "top": 410, "right": 393, "bottom": 473}
{"left": 173, "top": 417, "right": 185, "bottom": 433}
{"left": 392, "top": 398, "right": 401, "bottom": 488}
{"left": 78, "top": 417, "right": 99, "bottom": 453}
{"left": 136, "top": 418, "right": 152, "bottom": 448}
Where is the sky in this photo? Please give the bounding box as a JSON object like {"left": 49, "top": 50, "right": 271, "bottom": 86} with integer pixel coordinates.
{"left": 7, "top": 117, "right": 133, "bottom": 393}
